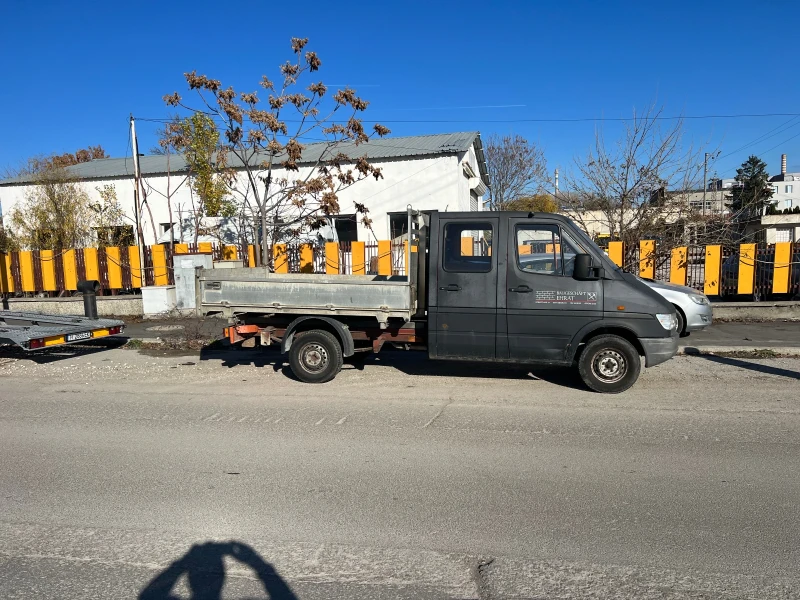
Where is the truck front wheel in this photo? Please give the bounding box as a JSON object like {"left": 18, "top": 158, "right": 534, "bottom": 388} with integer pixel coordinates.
{"left": 578, "top": 335, "right": 641, "bottom": 393}
{"left": 288, "top": 329, "right": 343, "bottom": 383}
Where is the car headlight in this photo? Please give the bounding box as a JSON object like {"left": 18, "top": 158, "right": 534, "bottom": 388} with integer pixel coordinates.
{"left": 656, "top": 313, "right": 677, "bottom": 331}
{"left": 689, "top": 294, "right": 710, "bottom": 305}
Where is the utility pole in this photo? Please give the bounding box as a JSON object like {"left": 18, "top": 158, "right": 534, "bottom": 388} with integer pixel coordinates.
{"left": 703, "top": 152, "right": 709, "bottom": 217}
{"left": 554, "top": 168, "right": 559, "bottom": 196}
{"left": 130, "top": 115, "right": 147, "bottom": 287}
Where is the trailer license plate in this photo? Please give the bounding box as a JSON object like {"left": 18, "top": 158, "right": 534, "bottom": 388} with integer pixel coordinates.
{"left": 66, "top": 332, "right": 92, "bottom": 342}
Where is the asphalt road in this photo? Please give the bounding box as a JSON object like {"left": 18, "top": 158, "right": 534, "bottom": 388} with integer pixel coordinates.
{"left": 1, "top": 341, "right": 799, "bottom": 598}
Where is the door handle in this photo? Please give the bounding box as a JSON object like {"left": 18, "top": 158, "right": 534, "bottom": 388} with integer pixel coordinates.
{"left": 509, "top": 285, "right": 532, "bottom": 293}
{"left": 439, "top": 284, "right": 462, "bottom": 291}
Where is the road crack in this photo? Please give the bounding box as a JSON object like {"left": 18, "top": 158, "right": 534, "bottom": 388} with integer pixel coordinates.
{"left": 470, "top": 556, "right": 495, "bottom": 600}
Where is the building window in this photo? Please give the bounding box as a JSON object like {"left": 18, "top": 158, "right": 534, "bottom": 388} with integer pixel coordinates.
{"left": 333, "top": 215, "right": 358, "bottom": 243}
{"left": 776, "top": 227, "right": 793, "bottom": 243}
{"left": 774, "top": 186, "right": 780, "bottom": 195}
{"left": 786, "top": 185, "right": 794, "bottom": 194}
{"left": 389, "top": 213, "right": 408, "bottom": 242}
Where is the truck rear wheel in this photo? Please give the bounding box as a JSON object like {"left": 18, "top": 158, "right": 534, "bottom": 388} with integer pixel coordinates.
{"left": 288, "top": 329, "right": 343, "bottom": 384}
{"left": 578, "top": 335, "right": 641, "bottom": 394}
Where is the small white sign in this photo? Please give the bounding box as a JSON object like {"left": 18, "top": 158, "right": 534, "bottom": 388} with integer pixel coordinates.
{"left": 181, "top": 259, "right": 194, "bottom": 269}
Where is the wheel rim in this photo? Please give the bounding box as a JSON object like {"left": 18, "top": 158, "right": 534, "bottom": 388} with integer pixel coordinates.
{"left": 591, "top": 349, "right": 627, "bottom": 383}
{"left": 300, "top": 342, "right": 329, "bottom": 373}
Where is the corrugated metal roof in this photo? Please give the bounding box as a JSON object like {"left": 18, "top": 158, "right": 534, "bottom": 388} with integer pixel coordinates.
{"left": 1, "top": 131, "right": 487, "bottom": 185}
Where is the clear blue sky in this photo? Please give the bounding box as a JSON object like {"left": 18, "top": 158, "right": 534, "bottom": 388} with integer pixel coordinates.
{"left": 2, "top": 0, "right": 799, "bottom": 182}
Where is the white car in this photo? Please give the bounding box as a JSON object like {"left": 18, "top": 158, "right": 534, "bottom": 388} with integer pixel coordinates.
{"left": 639, "top": 278, "right": 712, "bottom": 337}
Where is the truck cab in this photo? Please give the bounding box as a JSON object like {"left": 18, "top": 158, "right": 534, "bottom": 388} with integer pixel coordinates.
{"left": 426, "top": 211, "right": 678, "bottom": 392}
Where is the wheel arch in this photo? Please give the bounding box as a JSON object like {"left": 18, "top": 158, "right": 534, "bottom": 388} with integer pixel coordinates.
{"left": 568, "top": 323, "right": 645, "bottom": 363}
{"left": 281, "top": 316, "right": 355, "bottom": 357}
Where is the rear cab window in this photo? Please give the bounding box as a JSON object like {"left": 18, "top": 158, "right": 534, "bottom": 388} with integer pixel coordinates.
{"left": 443, "top": 222, "right": 493, "bottom": 272}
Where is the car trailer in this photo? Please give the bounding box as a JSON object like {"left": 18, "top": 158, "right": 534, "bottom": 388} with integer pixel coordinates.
{"left": 0, "top": 280, "right": 125, "bottom": 352}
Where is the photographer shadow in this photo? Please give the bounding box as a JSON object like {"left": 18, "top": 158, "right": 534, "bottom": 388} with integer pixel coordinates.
{"left": 139, "top": 541, "right": 297, "bottom": 600}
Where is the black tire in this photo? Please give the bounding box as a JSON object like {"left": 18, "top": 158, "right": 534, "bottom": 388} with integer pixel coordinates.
{"left": 578, "top": 335, "right": 642, "bottom": 394}
{"left": 674, "top": 306, "right": 689, "bottom": 338}
{"left": 288, "top": 329, "right": 343, "bottom": 383}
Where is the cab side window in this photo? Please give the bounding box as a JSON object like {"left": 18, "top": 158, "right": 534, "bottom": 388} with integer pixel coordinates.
{"left": 516, "top": 225, "right": 584, "bottom": 276}
{"left": 443, "top": 222, "right": 493, "bottom": 273}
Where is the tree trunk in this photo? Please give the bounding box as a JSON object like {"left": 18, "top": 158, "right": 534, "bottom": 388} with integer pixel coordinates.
{"left": 260, "top": 208, "right": 269, "bottom": 268}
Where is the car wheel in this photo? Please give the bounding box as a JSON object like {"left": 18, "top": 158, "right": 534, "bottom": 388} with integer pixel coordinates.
{"left": 578, "top": 335, "right": 641, "bottom": 394}
{"left": 673, "top": 306, "right": 689, "bottom": 338}
{"left": 288, "top": 329, "right": 343, "bottom": 383}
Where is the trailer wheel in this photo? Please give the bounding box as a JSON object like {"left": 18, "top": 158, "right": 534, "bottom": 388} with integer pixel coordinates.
{"left": 578, "top": 335, "right": 641, "bottom": 394}
{"left": 288, "top": 329, "right": 343, "bottom": 384}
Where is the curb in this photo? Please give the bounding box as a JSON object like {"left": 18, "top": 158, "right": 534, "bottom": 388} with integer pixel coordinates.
{"left": 678, "top": 345, "right": 800, "bottom": 357}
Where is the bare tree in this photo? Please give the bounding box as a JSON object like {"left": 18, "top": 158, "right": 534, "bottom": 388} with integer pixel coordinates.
{"left": 163, "top": 36, "right": 390, "bottom": 266}
{"left": 484, "top": 134, "right": 548, "bottom": 210}
{"left": 144, "top": 118, "right": 191, "bottom": 254}
{"left": 561, "top": 105, "right": 714, "bottom": 270}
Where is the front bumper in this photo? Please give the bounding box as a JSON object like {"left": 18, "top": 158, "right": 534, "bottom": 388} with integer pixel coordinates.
{"left": 640, "top": 335, "right": 679, "bottom": 367}
{"left": 684, "top": 303, "right": 713, "bottom": 332}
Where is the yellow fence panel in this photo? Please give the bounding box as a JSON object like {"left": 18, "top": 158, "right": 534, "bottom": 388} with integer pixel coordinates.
{"left": 352, "top": 241, "right": 366, "bottom": 275}
{"left": 518, "top": 245, "right": 531, "bottom": 255}
{"left": 19, "top": 250, "right": 35, "bottom": 292}
{"left": 460, "top": 238, "right": 473, "bottom": 257}
{"left": 773, "top": 242, "right": 792, "bottom": 294}
{"left": 0, "top": 253, "right": 12, "bottom": 293}
{"left": 325, "top": 242, "right": 339, "bottom": 274}
{"left": 378, "top": 241, "right": 392, "bottom": 275}
{"left": 608, "top": 241, "right": 623, "bottom": 267}
{"left": 247, "top": 245, "right": 256, "bottom": 267}
{"left": 299, "top": 244, "right": 314, "bottom": 273}
{"left": 84, "top": 247, "right": 100, "bottom": 282}
{"left": 669, "top": 247, "right": 687, "bottom": 286}
{"left": 704, "top": 245, "right": 721, "bottom": 295}
{"left": 639, "top": 240, "right": 655, "bottom": 279}
{"left": 198, "top": 242, "right": 213, "bottom": 254}
{"left": 63, "top": 249, "right": 78, "bottom": 290}
{"left": 174, "top": 243, "right": 188, "bottom": 254}
{"left": 128, "top": 246, "right": 142, "bottom": 288}
{"left": 223, "top": 245, "right": 238, "bottom": 260}
{"left": 106, "top": 247, "right": 123, "bottom": 289}
{"left": 40, "top": 249, "right": 57, "bottom": 291}
{"left": 151, "top": 245, "right": 168, "bottom": 286}
{"left": 273, "top": 244, "right": 288, "bottom": 273}
{"left": 737, "top": 244, "right": 756, "bottom": 295}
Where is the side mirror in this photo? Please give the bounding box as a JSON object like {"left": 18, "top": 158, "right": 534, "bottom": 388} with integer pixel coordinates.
{"left": 573, "top": 254, "right": 601, "bottom": 281}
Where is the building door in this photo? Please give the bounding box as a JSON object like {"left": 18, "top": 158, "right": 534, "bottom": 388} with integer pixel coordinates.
{"left": 432, "top": 218, "right": 498, "bottom": 360}
{"left": 504, "top": 219, "right": 603, "bottom": 362}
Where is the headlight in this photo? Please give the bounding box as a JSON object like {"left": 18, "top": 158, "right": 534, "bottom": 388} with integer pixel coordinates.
{"left": 656, "top": 313, "right": 677, "bottom": 331}
{"left": 689, "top": 294, "right": 710, "bottom": 305}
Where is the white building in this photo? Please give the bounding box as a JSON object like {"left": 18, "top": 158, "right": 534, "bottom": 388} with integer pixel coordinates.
{"left": 768, "top": 153, "right": 800, "bottom": 213}
{"left": 0, "top": 132, "right": 489, "bottom": 246}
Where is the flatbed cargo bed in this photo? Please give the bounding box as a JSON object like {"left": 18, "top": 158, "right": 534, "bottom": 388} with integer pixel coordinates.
{"left": 199, "top": 268, "right": 414, "bottom": 324}
{"left": 0, "top": 311, "right": 125, "bottom": 351}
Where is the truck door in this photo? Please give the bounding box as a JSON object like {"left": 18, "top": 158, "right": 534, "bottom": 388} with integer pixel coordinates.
{"left": 431, "top": 218, "right": 498, "bottom": 359}
{"left": 504, "top": 218, "right": 603, "bottom": 362}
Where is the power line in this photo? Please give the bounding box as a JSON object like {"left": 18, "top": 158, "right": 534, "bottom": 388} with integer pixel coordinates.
{"left": 717, "top": 116, "right": 800, "bottom": 160}
{"left": 136, "top": 112, "right": 800, "bottom": 125}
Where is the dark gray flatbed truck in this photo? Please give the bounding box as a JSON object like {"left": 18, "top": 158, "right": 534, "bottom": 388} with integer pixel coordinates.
{"left": 200, "top": 210, "right": 679, "bottom": 393}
